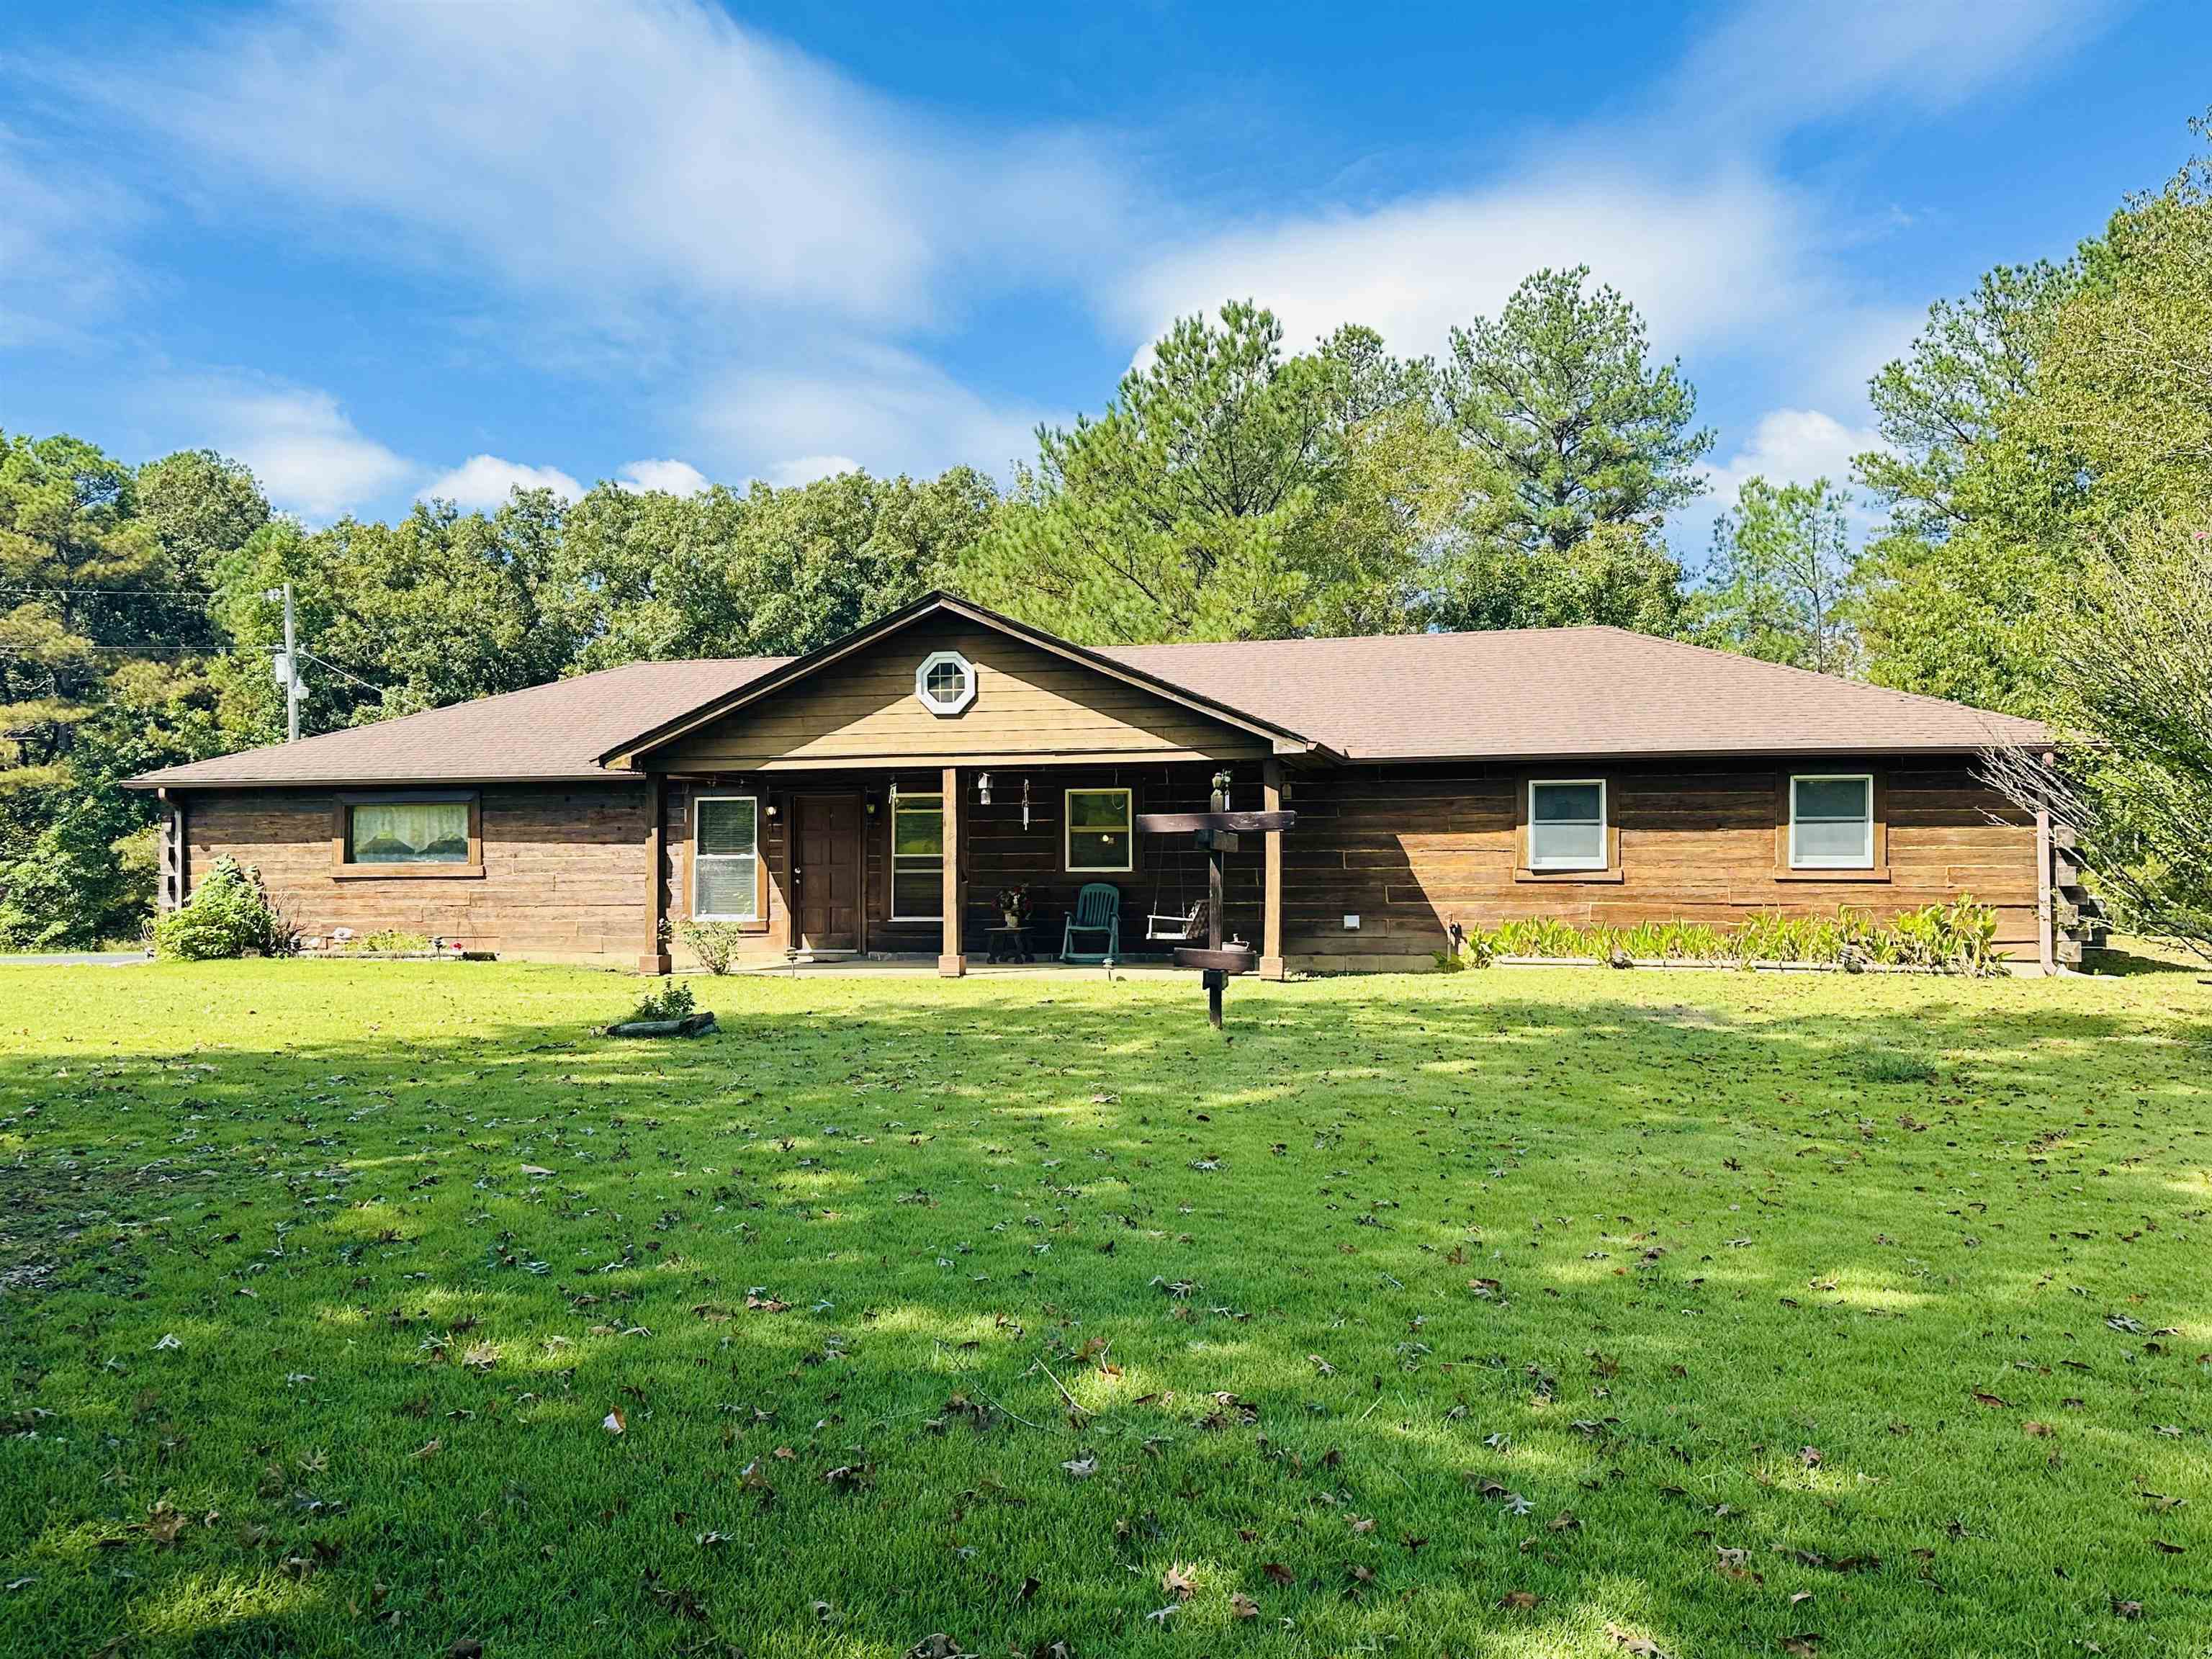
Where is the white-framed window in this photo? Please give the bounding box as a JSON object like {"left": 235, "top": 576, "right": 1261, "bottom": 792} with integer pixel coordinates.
{"left": 1065, "top": 787, "right": 1133, "bottom": 873}
{"left": 914, "top": 649, "right": 977, "bottom": 716}
{"left": 693, "top": 795, "right": 761, "bottom": 920}
{"left": 1527, "top": 779, "right": 1609, "bottom": 871}
{"left": 889, "top": 791, "right": 943, "bottom": 920}
{"left": 1789, "top": 773, "right": 1875, "bottom": 869}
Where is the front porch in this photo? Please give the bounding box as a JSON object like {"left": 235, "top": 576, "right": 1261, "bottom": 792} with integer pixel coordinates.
{"left": 643, "top": 757, "right": 1290, "bottom": 979}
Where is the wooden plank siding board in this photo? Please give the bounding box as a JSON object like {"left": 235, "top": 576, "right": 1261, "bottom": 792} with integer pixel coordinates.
{"left": 1277, "top": 758, "right": 2038, "bottom": 971}
{"left": 184, "top": 783, "right": 654, "bottom": 962}
{"left": 652, "top": 621, "right": 1269, "bottom": 772}
{"left": 178, "top": 755, "right": 2037, "bottom": 974}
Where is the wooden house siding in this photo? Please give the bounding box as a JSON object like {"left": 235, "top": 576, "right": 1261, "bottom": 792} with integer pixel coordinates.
{"left": 186, "top": 783, "right": 653, "bottom": 961}
{"left": 1281, "top": 758, "right": 2039, "bottom": 971}
{"left": 652, "top": 620, "right": 1270, "bottom": 773}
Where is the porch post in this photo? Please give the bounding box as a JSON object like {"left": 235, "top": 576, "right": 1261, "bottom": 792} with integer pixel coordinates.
{"left": 1260, "top": 757, "right": 1286, "bottom": 980}
{"left": 938, "top": 765, "right": 965, "bottom": 976}
{"left": 639, "top": 773, "right": 671, "bottom": 974}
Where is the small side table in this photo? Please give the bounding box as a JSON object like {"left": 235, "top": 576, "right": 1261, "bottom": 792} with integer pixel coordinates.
{"left": 985, "top": 925, "right": 1033, "bottom": 963}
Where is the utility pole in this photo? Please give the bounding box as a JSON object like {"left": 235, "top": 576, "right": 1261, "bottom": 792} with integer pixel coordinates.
{"left": 266, "top": 583, "right": 300, "bottom": 742}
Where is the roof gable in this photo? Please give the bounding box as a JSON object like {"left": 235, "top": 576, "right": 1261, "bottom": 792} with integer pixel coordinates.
{"left": 601, "top": 593, "right": 1326, "bottom": 770}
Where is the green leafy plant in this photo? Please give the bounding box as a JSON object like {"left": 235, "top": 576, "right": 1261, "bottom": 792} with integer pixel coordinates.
{"left": 151, "top": 858, "right": 291, "bottom": 961}
{"left": 1480, "top": 902, "right": 2006, "bottom": 974}
{"left": 353, "top": 928, "right": 431, "bottom": 954}
{"left": 629, "top": 979, "right": 696, "bottom": 1022}
{"left": 679, "top": 919, "right": 748, "bottom": 975}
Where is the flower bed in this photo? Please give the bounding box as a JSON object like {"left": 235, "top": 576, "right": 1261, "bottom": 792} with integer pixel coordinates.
{"left": 1442, "top": 900, "right": 2008, "bottom": 977}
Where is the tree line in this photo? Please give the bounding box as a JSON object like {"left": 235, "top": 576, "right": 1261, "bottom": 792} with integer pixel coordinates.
{"left": 4, "top": 117, "right": 2207, "bottom": 948}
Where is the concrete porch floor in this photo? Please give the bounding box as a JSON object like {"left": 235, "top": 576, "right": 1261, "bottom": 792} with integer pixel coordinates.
{"left": 714, "top": 951, "right": 1193, "bottom": 979}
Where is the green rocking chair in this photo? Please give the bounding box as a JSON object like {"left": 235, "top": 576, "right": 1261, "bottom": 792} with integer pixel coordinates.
{"left": 1060, "top": 882, "right": 1122, "bottom": 964}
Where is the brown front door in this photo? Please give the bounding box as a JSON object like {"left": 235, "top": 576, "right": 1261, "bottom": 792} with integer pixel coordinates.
{"left": 793, "top": 794, "right": 863, "bottom": 951}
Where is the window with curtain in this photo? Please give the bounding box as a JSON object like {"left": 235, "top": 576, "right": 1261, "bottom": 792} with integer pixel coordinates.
{"left": 890, "top": 792, "right": 943, "bottom": 920}
{"left": 347, "top": 800, "right": 471, "bottom": 863}
{"left": 694, "top": 796, "right": 760, "bottom": 920}
{"left": 1789, "top": 775, "right": 1874, "bottom": 868}
{"left": 1527, "top": 780, "right": 1608, "bottom": 870}
{"left": 1065, "top": 787, "right": 1133, "bottom": 873}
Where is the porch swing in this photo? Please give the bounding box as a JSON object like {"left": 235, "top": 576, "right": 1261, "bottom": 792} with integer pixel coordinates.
{"left": 1143, "top": 855, "right": 1208, "bottom": 943}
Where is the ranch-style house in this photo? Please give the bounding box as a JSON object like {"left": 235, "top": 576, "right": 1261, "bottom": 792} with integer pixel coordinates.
{"left": 127, "top": 593, "right": 2079, "bottom": 974}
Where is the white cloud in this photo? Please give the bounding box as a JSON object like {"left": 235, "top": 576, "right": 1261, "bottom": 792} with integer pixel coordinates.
{"left": 0, "top": 125, "right": 138, "bottom": 349}
{"left": 1668, "top": 0, "right": 2123, "bottom": 140}
{"left": 699, "top": 343, "right": 1048, "bottom": 485}
{"left": 1118, "top": 168, "right": 1808, "bottom": 363}
{"left": 199, "top": 385, "right": 413, "bottom": 519}
{"left": 420, "top": 455, "right": 583, "bottom": 510}
{"left": 1703, "top": 408, "right": 1881, "bottom": 504}
{"left": 72, "top": 0, "right": 1130, "bottom": 334}
{"left": 1115, "top": 0, "right": 2118, "bottom": 411}
{"left": 763, "top": 456, "right": 863, "bottom": 488}
{"left": 616, "top": 458, "right": 713, "bottom": 496}
{"left": 1678, "top": 407, "right": 1887, "bottom": 562}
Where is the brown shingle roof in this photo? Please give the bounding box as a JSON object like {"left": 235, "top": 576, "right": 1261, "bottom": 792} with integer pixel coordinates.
{"left": 129, "top": 610, "right": 2046, "bottom": 789}
{"left": 1097, "top": 626, "right": 2047, "bottom": 761}
{"left": 127, "top": 657, "right": 788, "bottom": 788}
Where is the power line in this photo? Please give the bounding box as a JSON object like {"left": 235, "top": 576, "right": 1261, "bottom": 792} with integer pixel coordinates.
{"left": 0, "top": 585, "right": 221, "bottom": 599}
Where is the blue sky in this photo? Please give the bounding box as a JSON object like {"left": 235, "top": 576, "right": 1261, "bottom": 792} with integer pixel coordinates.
{"left": 1, "top": 0, "right": 2200, "bottom": 560}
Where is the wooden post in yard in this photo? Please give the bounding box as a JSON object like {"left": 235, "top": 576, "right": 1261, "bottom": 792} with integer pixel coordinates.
{"left": 1205, "top": 769, "right": 1229, "bottom": 1028}
{"left": 1260, "top": 758, "right": 1285, "bottom": 980}
{"left": 2036, "top": 747, "right": 2057, "bottom": 976}
{"left": 640, "top": 773, "right": 670, "bottom": 974}
{"left": 939, "top": 765, "right": 965, "bottom": 976}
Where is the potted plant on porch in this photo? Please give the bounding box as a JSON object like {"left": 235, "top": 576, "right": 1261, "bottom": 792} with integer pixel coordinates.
{"left": 995, "top": 884, "right": 1033, "bottom": 931}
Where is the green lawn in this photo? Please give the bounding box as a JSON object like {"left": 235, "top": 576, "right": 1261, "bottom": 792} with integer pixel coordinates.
{"left": 3, "top": 960, "right": 2208, "bottom": 1659}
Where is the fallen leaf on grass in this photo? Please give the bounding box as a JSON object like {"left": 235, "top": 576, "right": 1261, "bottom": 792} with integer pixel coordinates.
{"left": 1262, "top": 1562, "right": 1296, "bottom": 1586}
{"left": 1162, "top": 1564, "right": 1195, "bottom": 1601}
{"left": 602, "top": 1409, "right": 626, "bottom": 1435}
{"left": 1060, "top": 1456, "right": 1097, "bottom": 1479}
{"left": 1498, "top": 1590, "right": 1539, "bottom": 1611}
{"left": 1228, "top": 1591, "right": 1259, "bottom": 1619}
{"left": 1605, "top": 1622, "right": 1673, "bottom": 1659}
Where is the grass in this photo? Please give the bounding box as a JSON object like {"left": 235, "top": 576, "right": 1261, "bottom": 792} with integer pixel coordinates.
{"left": 1, "top": 959, "right": 2208, "bottom": 1659}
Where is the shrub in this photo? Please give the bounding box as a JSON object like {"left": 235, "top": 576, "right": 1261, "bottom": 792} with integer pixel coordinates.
{"left": 346, "top": 928, "right": 431, "bottom": 954}
{"left": 679, "top": 919, "right": 747, "bottom": 975}
{"left": 629, "top": 979, "right": 696, "bottom": 1022}
{"left": 152, "top": 858, "right": 290, "bottom": 961}
{"left": 1476, "top": 902, "right": 2007, "bottom": 975}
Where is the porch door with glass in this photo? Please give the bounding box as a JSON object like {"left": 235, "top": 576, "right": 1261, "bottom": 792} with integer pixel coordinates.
{"left": 793, "top": 794, "right": 863, "bottom": 951}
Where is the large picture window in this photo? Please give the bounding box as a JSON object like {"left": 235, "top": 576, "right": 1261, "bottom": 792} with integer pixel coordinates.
{"left": 890, "top": 791, "right": 943, "bottom": 920}
{"left": 347, "top": 799, "right": 470, "bottom": 864}
{"left": 1789, "top": 774, "right": 1874, "bottom": 869}
{"left": 1065, "top": 787, "right": 1133, "bottom": 873}
{"left": 693, "top": 796, "right": 761, "bottom": 920}
{"left": 333, "top": 792, "right": 480, "bottom": 878}
{"left": 1527, "top": 780, "right": 1608, "bottom": 871}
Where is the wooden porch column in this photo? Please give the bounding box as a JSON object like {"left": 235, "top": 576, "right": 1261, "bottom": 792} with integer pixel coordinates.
{"left": 639, "top": 774, "right": 672, "bottom": 974}
{"left": 1259, "top": 757, "right": 1286, "bottom": 979}
{"left": 938, "top": 765, "right": 965, "bottom": 976}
